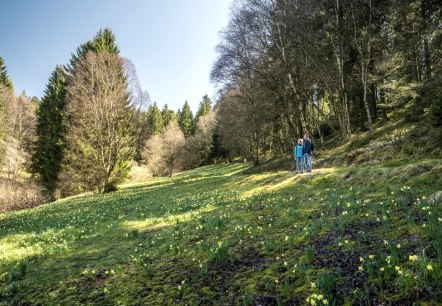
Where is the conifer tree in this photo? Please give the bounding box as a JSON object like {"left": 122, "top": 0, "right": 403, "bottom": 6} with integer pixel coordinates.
{"left": 179, "top": 101, "right": 194, "bottom": 137}
{"left": 195, "top": 94, "right": 212, "bottom": 123}
{"left": 0, "top": 56, "right": 13, "bottom": 90}
{"left": 31, "top": 66, "right": 67, "bottom": 196}
{"left": 147, "top": 102, "right": 164, "bottom": 136}
{"left": 161, "top": 104, "right": 177, "bottom": 127}
{"left": 68, "top": 28, "right": 120, "bottom": 70}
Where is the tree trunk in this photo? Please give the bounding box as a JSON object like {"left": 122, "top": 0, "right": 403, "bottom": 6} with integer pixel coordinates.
{"left": 362, "top": 65, "right": 373, "bottom": 133}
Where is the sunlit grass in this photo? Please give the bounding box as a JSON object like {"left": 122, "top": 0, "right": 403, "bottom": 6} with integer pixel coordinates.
{"left": 0, "top": 160, "right": 441, "bottom": 305}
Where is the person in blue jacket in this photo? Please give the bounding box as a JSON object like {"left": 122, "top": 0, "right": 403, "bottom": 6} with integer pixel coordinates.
{"left": 294, "top": 138, "right": 304, "bottom": 174}
{"left": 303, "top": 133, "right": 314, "bottom": 172}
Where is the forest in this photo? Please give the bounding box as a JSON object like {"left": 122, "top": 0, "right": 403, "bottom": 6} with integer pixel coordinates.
{"left": 1, "top": 0, "right": 441, "bottom": 210}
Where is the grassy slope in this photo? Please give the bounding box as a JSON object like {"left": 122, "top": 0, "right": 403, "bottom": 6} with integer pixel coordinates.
{"left": 1, "top": 159, "right": 441, "bottom": 305}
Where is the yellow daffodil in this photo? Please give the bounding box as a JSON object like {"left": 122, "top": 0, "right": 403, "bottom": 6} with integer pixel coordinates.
{"left": 409, "top": 255, "right": 418, "bottom": 262}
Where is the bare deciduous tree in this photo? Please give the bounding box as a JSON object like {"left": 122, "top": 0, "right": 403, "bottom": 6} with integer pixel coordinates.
{"left": 0, "top": 88, "right": 37, "bottom": 179}
{"left": 162, "top": 121, "right": 185, "bottom": 177}
{"left": 142, "top": 121, "right": 185, "bottom": 177}
{"left": 182, "top": 110, "right": 218, "bottom": 169}
{"left": 62, "top": 50, "right": 136, "bottom": 194}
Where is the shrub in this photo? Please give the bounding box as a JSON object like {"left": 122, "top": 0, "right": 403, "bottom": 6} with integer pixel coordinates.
{"left": 0, "top": 178, "right": 48, "bottom": 213}
{"left": 103, "top": 182, "right": 118, "bottom": 193}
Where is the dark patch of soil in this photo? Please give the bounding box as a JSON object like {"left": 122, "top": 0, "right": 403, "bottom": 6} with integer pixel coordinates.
{"left": 185, "top": 246, "right": 271, "bottom": 304}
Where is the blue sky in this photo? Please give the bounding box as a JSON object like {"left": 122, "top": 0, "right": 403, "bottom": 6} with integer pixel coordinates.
{"left": 0, "top": 0, "right": 232, "bottom": 112}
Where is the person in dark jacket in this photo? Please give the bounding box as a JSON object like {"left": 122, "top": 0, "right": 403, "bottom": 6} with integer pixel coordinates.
{"left": 294, "top": 138, "right": 304, "bottom": 174}
{"left": 303, "top": 133, "right": 314, "bottom": 172}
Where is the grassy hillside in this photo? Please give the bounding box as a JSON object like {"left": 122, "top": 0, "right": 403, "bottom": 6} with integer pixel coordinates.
{"left": 1, "top": 160, "right": 441, "bottom": 305}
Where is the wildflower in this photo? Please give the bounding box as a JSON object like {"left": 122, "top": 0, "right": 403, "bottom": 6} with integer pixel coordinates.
{"left": 285, "top": 236, "right": 289, "bottom": 242}
{"left": 274, "top": 278, "right": 279, "bottom": 284}
{"left": 380, "top": 267, "right": 385, "bottom": 272}
{"left": 284, "top": 261, "right": 288, "bottom": 266}
{"left": 178, "top": 285, "right": 182, "bottom": 290}
{"left": 310, "top": 300, "right": 316, "bottom": 306}
{"left": 369, "top": 255, "right": 375, "bottom": 259}
{"left": 344, "top": 240, "right": 349, "bottom": 244}
{"left": 359, "top": 257, "right": 364, "bottom": 262}
{"left": 396, "top": 243, "right": 401, "bottom": 249}
{"left": 427, "top": 264, "right": 433, "bottom": 271}
{"left": 358, "top": 266, "right": 364, "bottom": 271}
{"left": 342, "top": 211, "right": 348, "bottom": 216}
{"left": 317, "top": 294, "right": 324, "bottom": 300}
{"left": 323, "top": 300, "right": 329, "bottom": 305}
{"left": 422, "top": 196, "right": 426, "bottom": 200}
{"left": 310, "top": 282, "right": 316, "bottom": 288}
{"left": 408, "top": 255, "right": 418, "bottom": 262}
{"left": 394, "top": 266, "right": 400, "bottom": 271}
{"left": 384, "top": 240, "right": 389, "bottom": 245}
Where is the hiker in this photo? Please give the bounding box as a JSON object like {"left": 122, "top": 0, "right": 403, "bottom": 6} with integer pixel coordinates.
{"left": 303, "top": 133, "right": 314, "bottom": 172}
{"left": 294, "top": 138, "right": 304, "bottom": 174}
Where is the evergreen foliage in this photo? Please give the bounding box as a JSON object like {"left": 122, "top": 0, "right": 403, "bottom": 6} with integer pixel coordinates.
{"left": 161, "top": 104, "right": 177, "bottom": 128}
{"left": 31, "top": 66, "right": 67, "bottom": 196}
{"left": 0, "top": 56, "right": 13, "bottom": 90}
{"left": 147, "top": 102, "right": 164, "bottom": 136}
{"left": 195, "top": 94, "right": 212, "bottom": 123}
{"left": 68, "top": 28, "right": 120, "bottom": 70}
{"left": 178, "top": 101, "right": 194, "bottom": 138}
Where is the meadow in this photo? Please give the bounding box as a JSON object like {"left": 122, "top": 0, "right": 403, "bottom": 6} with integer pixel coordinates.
{"left": 0, "top": 160, "right": 441, "bottom": 305}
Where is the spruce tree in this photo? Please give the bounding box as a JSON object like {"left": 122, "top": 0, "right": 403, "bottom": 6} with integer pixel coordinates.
{"left": 68, "top": 28, "right": 120, "bottom": 70}
{"left": 31, "top": 66, "right": 67, "bottom": 196}
{"left": 161, "top": 104, "right": 177, "bottom": 127}
{"left": 0, "top": 56, "right": 13, "bottom": 90}
{"left": 195, "top": 94, "right": 212, "bottom": 123}
{"left": 147, "top": 102, "right": 164, "bottom": 136}
{"left": 179, "top": 101, "right": 194, "bottom": 138}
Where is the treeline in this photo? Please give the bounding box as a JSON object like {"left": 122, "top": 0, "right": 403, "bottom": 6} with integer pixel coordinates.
{"left": 211, "top": 0, "right": 442, "bottom": 165}
{"left": 0, "top": 29, "right": 219, "bottom": 210}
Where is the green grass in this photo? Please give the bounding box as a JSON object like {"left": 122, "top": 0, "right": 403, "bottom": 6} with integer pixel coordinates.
{"left": 1, "top": 161, "right": 441, "bottom": 305}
